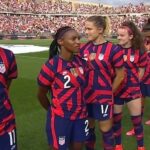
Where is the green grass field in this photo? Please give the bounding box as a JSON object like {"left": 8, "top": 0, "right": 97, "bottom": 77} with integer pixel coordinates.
{"left": 0, "top": 39, "right": 150, "bottom": 150}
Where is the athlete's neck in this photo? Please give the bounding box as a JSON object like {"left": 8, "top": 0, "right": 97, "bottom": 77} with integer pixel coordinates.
{"left": 59, "top": 48, "right": 73, "bottom": 61}
{"left": 93, "top": 36, "right": 106, "bottom": 45}
{"left": 121, "top": 41, "right": 132, "bottom": 49}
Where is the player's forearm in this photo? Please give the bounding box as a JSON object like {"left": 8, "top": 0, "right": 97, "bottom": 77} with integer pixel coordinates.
{"left": 37, "top": 93, "right": 50, "bottom": 110}
{"left": 112, "top": 69, "right": 124, "bottom": 93}
{"left": 139, "top": 68, "right": 145, "bottom": 80}
{"left": 7, "top": 80, "right": 12, "bottom": 90}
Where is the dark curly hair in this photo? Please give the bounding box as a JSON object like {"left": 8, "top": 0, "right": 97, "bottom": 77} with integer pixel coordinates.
{"left": 121, "top": 21, "right": 145, "bottom": 53}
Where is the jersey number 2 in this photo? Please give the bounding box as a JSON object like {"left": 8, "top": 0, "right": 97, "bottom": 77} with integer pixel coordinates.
{"left": 64, "top": 75, "right": 71, "bottom": 88}
{"left": 85, "top": 120, "right": 89, "bottom": 136}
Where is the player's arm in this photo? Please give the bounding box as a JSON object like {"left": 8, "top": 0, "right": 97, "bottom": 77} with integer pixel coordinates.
{"left": 139, "top": 67, "right": 145, "bottom": 80}
{"left": 37, "top": 86, "right": 50, "bottom": 110}
{"left": 112, "top": 45, "right": 124, "bottom": 92}
{"left": 112, "top": 67, "right": 124, "bottom": 93}
{"left": 37, "top": 60, "right": 54, "bottom": 110}
{"left": 7, "top": 80, "right": 12, "bottom": 90}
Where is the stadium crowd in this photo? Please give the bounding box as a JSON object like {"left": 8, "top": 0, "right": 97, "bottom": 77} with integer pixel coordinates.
{"left": 0, "top": 0, "right": 149, "bottom": 36}
{"left": 0, "top": 0, "right": 149, "bottom": 14}
{"left": 0, "top": 14, "right": 149, "bottom": 36}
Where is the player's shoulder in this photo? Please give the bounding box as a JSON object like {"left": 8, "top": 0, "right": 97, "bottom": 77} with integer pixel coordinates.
{"left": 111, "top": 43, "right": 123, "bottom": 52}
{"left": 46, "top": 55, "right": 59, "bottom": 65}
{"left": 44, "top": 55, "right": 62, "bottom": 72}
{"left": 80, "top": 41, "right": 92, "bottom": 50}
{"left": 75, "top": 54, "right": 87, "bottom": 64}
{"left": 0, "top": 47, "right": 14, "bottom": 57}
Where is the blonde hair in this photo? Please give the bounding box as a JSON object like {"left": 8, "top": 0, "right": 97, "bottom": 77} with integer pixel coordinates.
{"left": 103, "top": 16, "right": 111, "bottom": 36}
{"left": 86, "top": 15, "right": 111, "bottom": 36}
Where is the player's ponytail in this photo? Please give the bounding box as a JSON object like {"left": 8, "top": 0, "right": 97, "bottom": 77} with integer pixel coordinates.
{"left": 49, "top": 39, "right": 59, "bottom": 59}
{"left": 49, "top": 26, "right": 74, "bottom": 59}
{"left": 103, "top": 16, "right": 111, "bottom": 36}
{"left": 86, "top": 15, "right": 111, "bottom": 36}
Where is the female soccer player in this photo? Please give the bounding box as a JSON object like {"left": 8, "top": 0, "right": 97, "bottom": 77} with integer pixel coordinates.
{"left": 80, "top": 16, "right": 124, "bottom": 150}
{"left": 0, "top": 47, "right": 18, "bottom": 150}
{"left": 126, "top": 18, "right": 150, "bottom": 136}
{"left": 37, "top": 26, "right": 90, "bottom": 150}
{"left": 113, "top": 21, "right": 146, "bottom": 150}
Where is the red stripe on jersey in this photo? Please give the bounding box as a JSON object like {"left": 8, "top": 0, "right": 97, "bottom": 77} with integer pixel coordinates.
{"left": 104, "top": 42, "right": 112, "bottom": 59}
{"left": 0, "top": 124, "right": 5, "bottom": 133}
{"left": 38, "top": 74, "right": 51, "bottom": 87}
{"left": 113, "top": 50, "right": 122, "bottom": 61}
{"left": 55, "top": 78, "right": 64, "bottom": 88}
{"left": 0, "top": 48, "right": 9, "bottom": 70}
{"left": 6, "top": 124, "right": 16, "bottom": 133}
{"left": 127, "top": 48, "right": 133, "bottom": 68}
{"left": 0, "top": 74, "right": 6, "bottom": 86}
{"left": 57, "top": 58, "right": 63, "bottom": 73}
{"left": 0, "top": 131, "right": 5, "bottom": 136}
{"left": 139, "top": 52, "right": 147, "bottom": 67}
{"left": 51, "top": 109, "right": 58, "bottom": 149}
{"left": 67, "top": 98, "right": 73, "bottom": 111}
{"left": 99, "top": 99, "right": 112, "bottom": 104}
{"left": 84, "top": 43, "right": 93, "bottom": 50}
{"left": 100, "top": 68, "right": 111, "bottom": 85}
{"left": 113, "top": 50, "right": 124, "bottom": 67}
{"left": 95, "top": 90, "right": 112, "bottom": 95}
{"left": 2, "top": 114, "right": 15, "bottom": 124}
{"left": 79, "top": 107, "right": 87, "bottom": 119}
{"left": 97, "top": 45, "right": 103, "bottom": 54}
{"left": 86, "top": 93, "right": 97, "bottom": 103}
{"left": 121, "top": 87, "right": 141, "bottom": 99}
{"left": 142, "top": 54, "right": 150, "bottom": 84}
{"left": 59, "top": 89, "right": 75, "bottom": 104}
{"left": 8, "top": 71, "right": 17, "bottom": 78}
{"left": 43, "top": 64, "right": 54, "bottom": 77}
{"left": 9, "top": 59, "right": 15, "bottom": 70}
{"left": 3, "top": 100, "right": 11, "bottom": 110}
{"left": 98, "top": 76, "right": 106, "bottom": 87}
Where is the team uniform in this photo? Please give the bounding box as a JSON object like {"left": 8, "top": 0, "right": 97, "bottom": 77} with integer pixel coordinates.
{"left": 37, "top": 55, "right": 89, "bottom": 150}
{"left": 113, "top": 46, "right": 147, "bottom": 148}
{"left": 80, "top": 41, "right": 124, "bottom": 121}
{"left": 114, "top": 47, "right": 147, "bottom": 104}
{"left": 141, "top": 52, "right": 150, "bottom": 97}
{"left": 0, "top": 48, "right": 18, "bottom": 150}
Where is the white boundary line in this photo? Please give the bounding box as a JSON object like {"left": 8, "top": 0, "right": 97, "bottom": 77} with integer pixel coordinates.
{"left": 16, "top": 55, "right": 47, "bottom": 60}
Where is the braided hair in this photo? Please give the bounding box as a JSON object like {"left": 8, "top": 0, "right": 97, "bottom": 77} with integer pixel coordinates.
{"left": 49, "top": 26, "right": 74, "bottom": 59}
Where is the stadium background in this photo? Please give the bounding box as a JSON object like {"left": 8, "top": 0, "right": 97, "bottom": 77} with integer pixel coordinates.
{"left": 0, "top": 0, "right": 150, "bottom": 149}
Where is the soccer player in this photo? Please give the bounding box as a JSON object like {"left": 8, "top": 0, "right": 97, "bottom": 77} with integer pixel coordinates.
{"left": 113, "top": 21, "right": 146, "bottom": 150}
{"left": 126, "top": 18, "right": 150, "bottom": 136}
{"left": 0, "top": 47, "right": 18, "bottom": 150}
{"left": 37, "top": 26, "right": 90, "bottom": 150}
{"left": 80, "top": 16, "right": 124, "bottom": 150}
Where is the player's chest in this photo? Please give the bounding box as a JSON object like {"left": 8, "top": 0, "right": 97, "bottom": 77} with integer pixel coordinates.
{"left": 123, "top": 50, "right": 139, "bottom": 67}
{"left": 83, "top": 49, "right": 111, "bottom": 69}
{"left": 53, "top": 66, "right": 85, "bottom": 88}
